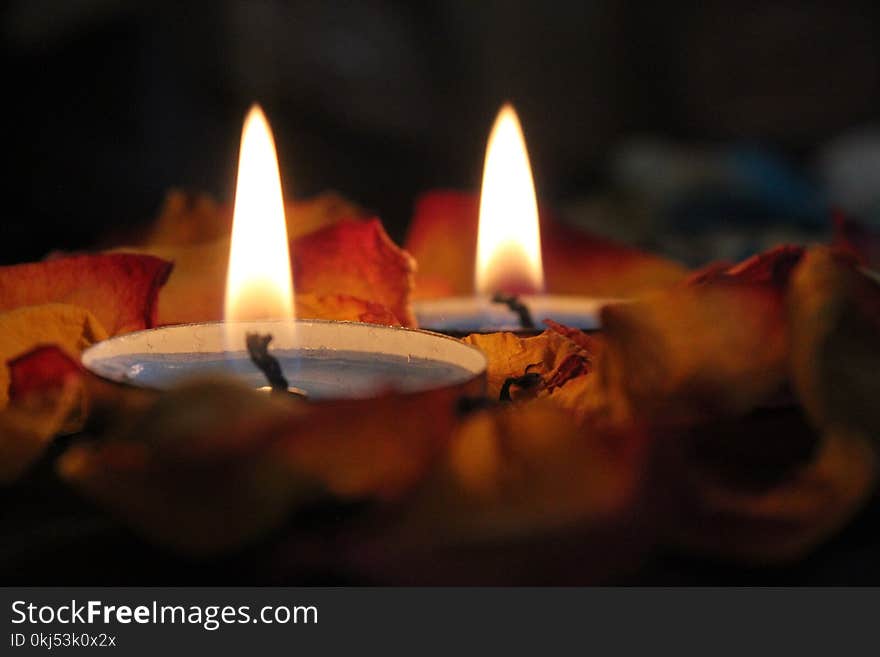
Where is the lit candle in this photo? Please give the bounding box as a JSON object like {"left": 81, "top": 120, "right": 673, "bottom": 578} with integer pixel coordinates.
{"left": 82, "top": 105, "right": 486, "bottom": 399}
{"left": 414, "top": 104, "right": 614, "bottom": 334}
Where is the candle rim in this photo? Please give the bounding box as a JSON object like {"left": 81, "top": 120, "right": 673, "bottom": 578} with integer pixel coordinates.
{"left": 81, "top": 318, "right": 488, "bottom": 397}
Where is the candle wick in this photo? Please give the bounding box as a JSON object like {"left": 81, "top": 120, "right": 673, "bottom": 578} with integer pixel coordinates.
{"left": 499, "top": 372, "right": 543, "bottom": 401}
{"left": 245, "top": 332, "right": 290, "bottom": 394}
{"left": 491, "top": 292, "right": 536, "bottom": 330}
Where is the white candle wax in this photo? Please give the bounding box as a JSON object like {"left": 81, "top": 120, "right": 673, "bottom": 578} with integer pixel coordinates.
{"left": 82, "top": 319, "right": 487, "bottom": 400}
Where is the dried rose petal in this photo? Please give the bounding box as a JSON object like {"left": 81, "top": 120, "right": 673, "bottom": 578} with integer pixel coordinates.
{"left": 294, "top": 219, "right": 416, "bottom": 327}
{"left": 335, "top": 400, "right": 653, "bottom": 584}
{"left": 597, "top": 283, "right": 789, "bottom": 424}
{"left": 687, "top": 245, "right": 806, "bottom": 288}
{"left": 0, "top": 345, "right": 86, "bottom": 483}
{"left": 58, "top": 379, "right": 316, "bottom": 553}
{"left": 58, "top": 375, "right": 465, "bottom": 553}
{"left": 0, "top": 306, "right": 108, "bottom": 481}
{"left": 0, "top": 379, "right": 83, "bottom": 483}
{"left": 295, "top": 293, "right": 402, "bottom": 326}
{"left": 0, "top": 253, "right": 172, "bottom": 335}
{"left": 463, "top": 329, "right": 595, "bottom": 401}
{"left": 145, "top": 189, "right": 366, "bottom": 247}
{"left": 0, "top": 304, "right": 107, "bottom": 407}
{"left": 543, "top": 318, "right": 602, "bottom": 353}
{"left": 405, "top": 190, "right": 686, "bottom": 299}
{"left": 576, "top": 246, "right": 880, "bottom": 563}
{"left": 135, "top": 218, "right": 414, "bottom": 327}
{"left": 8, "top": 345, "right": 83, "bottom": 401}
{"left": 278, "top": 389, "right": 461, "bottom": 500}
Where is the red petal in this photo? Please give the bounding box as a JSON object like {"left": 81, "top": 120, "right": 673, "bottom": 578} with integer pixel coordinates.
{"left": 8, "top": 345, "right": 83, "bottom": 401}
{"left": 293, "top": 219, "right": 416, "bottom": 326}
{"left": 0, "top": 253, "right": 173, "bottom": 334}
{"left": 687, "top": 245, "right": 806, "bottom": 288}
{"left": 543, "top": 318, "right": 602, "bottom": 353}
{"left": 405, "top": 190, "right": 686, "bottom": 299}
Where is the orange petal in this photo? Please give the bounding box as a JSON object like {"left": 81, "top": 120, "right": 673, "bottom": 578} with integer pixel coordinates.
{"left": 576, "top": 245, "right": 879, "bottom": 563}
{"left": 543, "top": 318, "right": 602, "bottom": 352}
{"left": 137, "top": 217, "right": 414, "bottom": 326}
{"left": 285, "top": 192, "right": 368, "bottom": 241}
{"left": 541, "top": 282, "right": 789, "bottom": 431}
{"left": 295, "top": 293, "right": 402, "bottom": 326}
{"left": 293, "top": 219, "right": 416, "bottom": 327}
{"left": 339, "top": 400, "right": 654, "bottom": 584}
{"left": 0, "top": 253, "right": 172, "bottom": 335}
{"left": 463, "top": 328, "right": 596, "bottom": 401}
{"left": 137, "top": 239, "right": 228, "bottom": 325}
{"left": 443, "top": 401, "right": 647, "bottom": 524}
{"left": 144, "top": 190, "right": 226, "bottom": 247}
{"left": 598, "top": 283, "right": 789, "bottom": 424}
{"left": 405, "top": 190, "right": 687, "bottom": 299}
{"left": 278, "top": 389, "right": 461, "bottom": 500}
{"left": 405, "top": 191, "right": 479, "bottom": 298}
{"left": 145, "top": 189, "right": 366, "bottom": 247}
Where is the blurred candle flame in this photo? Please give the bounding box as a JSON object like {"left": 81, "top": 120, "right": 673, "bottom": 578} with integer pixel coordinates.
{"left": 225, "top": 104, "right": 295, "bottom": 322}
{"left": 475, "top": 104, "right": 544, "bottom": 295}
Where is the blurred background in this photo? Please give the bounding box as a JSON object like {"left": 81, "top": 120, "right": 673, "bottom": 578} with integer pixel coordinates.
{"left": 5, "top": 0, "right": 880, "bottom": 265}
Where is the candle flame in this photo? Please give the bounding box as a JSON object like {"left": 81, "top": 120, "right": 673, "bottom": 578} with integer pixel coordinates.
{"left": 225, "top": 104, "right": 295, "bottom": 322}
{"left": 475, "top": 104, "right": 544, "bottom": 295}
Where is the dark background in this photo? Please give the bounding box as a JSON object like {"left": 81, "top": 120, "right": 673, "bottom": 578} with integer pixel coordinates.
{"left": 6, "top": 0, "right": 880, "bottom": 265}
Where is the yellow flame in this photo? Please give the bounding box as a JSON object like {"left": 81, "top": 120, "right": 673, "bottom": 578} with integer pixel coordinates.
{"left": 225, "top": 104, "right": 295, "bottom": 322}
{"left": 475, "top": 104, "right": 544, "bottom": 295}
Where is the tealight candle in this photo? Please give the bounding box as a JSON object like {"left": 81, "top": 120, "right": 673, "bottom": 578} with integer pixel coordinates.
{"left": 81, "top": 105, "right": 487, "bottom": 399}
{"left": 413, "top": 294, "right": 609, "bottom": 335}
{"left": 82, "top": 319, "right": 486, "bottom": 400}
{"left": 414, "top": 104, "right": 615, "bottom": 335}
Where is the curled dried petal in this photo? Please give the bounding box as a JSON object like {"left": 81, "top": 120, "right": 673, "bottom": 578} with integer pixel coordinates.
{"left": 464, "top": 329, "right": 595, "bottom": 401}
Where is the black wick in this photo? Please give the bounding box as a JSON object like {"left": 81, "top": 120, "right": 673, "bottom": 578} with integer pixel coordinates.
{"left": 246, "top": 332, "right": 290, "bottom": 394}
{"left": 491, "top": 292, "right": 536, "bottom": 330}
{"left": 499, "top": 372, "right": 543, "bottom": 401}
